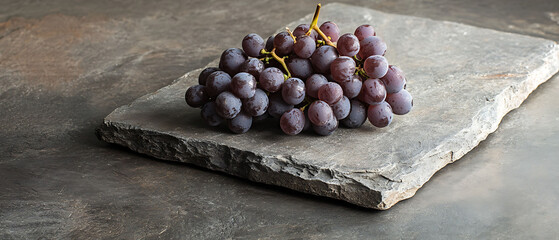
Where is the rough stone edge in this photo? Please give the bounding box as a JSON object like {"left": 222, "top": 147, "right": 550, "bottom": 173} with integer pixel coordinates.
{"left": 378, "top": 42, "right": 559, "bottom": 209}
{"left": 96, "top": 121, "right": 386, "bottom": 209}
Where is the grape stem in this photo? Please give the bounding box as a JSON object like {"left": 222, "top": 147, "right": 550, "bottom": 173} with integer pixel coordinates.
{"left": 260, "top": 48, "right": 292, "bottom": 79}
{"left": 298, "top": 97, "right": 313, "bottom": 111}
{"left": 286, "top": 27, "right": 297, "bottom": 43}
{"left": 355, "top": 67, "right": 368, "bottom": 79}
{"left": 306, "top": 4, "right": 336, "bottom": 48}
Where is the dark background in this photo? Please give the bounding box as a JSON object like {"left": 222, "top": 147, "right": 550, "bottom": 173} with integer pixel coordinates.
{"left": 1, "top": 0, "right": 559, "bottom": 239}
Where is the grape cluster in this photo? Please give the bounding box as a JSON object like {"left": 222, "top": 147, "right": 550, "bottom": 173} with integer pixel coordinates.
{"left": 185, "top": 4, "right": 412, "bottom": 136}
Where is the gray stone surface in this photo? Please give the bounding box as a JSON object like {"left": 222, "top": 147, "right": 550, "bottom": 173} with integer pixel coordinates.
{"left": 96, "top": 3, "right": 559, "bottom": 210}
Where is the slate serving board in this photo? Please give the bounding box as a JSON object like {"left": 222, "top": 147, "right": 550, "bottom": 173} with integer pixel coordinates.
{"left": 97, "top": 3, "right": 559, "bottom": 209}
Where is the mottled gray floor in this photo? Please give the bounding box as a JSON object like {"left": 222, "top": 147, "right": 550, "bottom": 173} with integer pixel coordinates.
{"left": 1, "top": 0, "right": 559, "bottom": 239}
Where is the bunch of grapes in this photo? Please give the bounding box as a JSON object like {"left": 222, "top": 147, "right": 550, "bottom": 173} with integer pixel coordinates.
{"left": 185, "top": 4, "right": 412, "bottom": 136}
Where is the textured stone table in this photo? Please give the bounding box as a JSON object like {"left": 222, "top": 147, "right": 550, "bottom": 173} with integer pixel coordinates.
{"left": 96, "top": 3, "right": 559, "bottom": 210}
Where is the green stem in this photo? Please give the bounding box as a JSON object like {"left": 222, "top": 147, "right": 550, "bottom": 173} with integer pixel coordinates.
{"left": 307, "top": 3, "right": 336, "bottom": 48}
{"left": 286, "top": 27, "right": 296, "bottom": 43}
{"left": 261, "top": 48, "right": 291, "bottom": 78}
{"left": 307, "top": 4, "right": 321, "bottom": 36}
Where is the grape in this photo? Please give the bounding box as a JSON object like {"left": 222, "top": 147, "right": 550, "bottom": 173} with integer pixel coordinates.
{"left": 340, "top": 75, "right": 362, "bottom": 99}
{"left": 227, "top": 111, "right": 252, "bottom": 134}
{"left": 330, "top": 56, "right": 356, "bottom": 83}
{"left": 386, "top": 89, "right": 413, "bottom": 115}
{"left": 274, "top": 31, "right": 294, "bottom": 56}
{"left": 215, "top": 91, "right": 242, "bottom": 119}
{"left": 185, "top": 85, "right": 209, "bottom": 108}
{"left": 198, "top": 67, "right": 220, "bottom": 85}
{"left": 313, "top": 115, "right": 338, "bottom": 136}
{"left": 282, "top": 78, "right": 306, "bottom": 105}
{"left": 242, "top": 33, "right": 265, "bottom": 57}
{"left": 293, "top": 35, "right": 316, "bottom": 59}
{"left": 308, "top": 100, "right": 333, "bottom": 126}
{"left": 364, "top": 55, "right": 389, "bottom": 79}
{"left": 293, "top": 24, "right": 318, "bottom": 40}
{"left": 381, "top": 65, "right": 406, "bottom": 93}
{"left": 219, "top": 48, "right": 247, "bottom": 76}
{"left": 259, "top": 67, "right": 284, "bottom": 93}
{"left": 231, "top": 72, "right": 257, "bottom": 99}
{"left": 205, "top": 71, "right": 232, "bottom": 98}
{"left": 265, "top": 35, "right": 275, "bottom": 51}
{"left": 358, "top": 36, "right": 387, "bottom": 59}
{"left": 239, "top": 58, "right": 264, "bottom": 79}
{"left": 286, "top": 57, "right": 313, "bottom": 80}
{"left": 331, "top": 96, "right": 350, "bottom": 120}
{"left": 268, "top": 92, "right": 294, "bottom": 118}
{"left": 337, "top": 33, "right": 360, "bottom": 57}
{"left": 359, "top": 78, "right": 386, "bottom": 104}
{"left": 318, "top": 82, "right": 343, "bottom": 105}
{"left": 305, "top": 74, "right": 328, "bottom": 98}
{"left": 367, "top": 101, "right": 393, "bottom": 128}
{"left": 354, "top": 24, "right": 376, "bottom": 41}
{"left": 201, "top": 101, "right": 223, "bottom": 127}
{"left": 319, "top": 21, "right": 340, "bottom": 42}
{"left": 311, "top": 45, "right": 338, "bottom": 74}
{"left": 280, "top": 108, "right": 305, "bottom": 135}
{"left": 340, "top": 100, "right": 367, "bottom": 128}
{"left": 242, "top": 88, "right": 269, "bottom": 117}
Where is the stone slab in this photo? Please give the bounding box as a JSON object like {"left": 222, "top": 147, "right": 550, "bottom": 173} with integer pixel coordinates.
{"left": 96, "top": 3, "right": 559, "bottom": 210}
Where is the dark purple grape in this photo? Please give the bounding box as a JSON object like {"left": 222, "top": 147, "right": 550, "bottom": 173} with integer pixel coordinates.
{"left": 305, "top": 74, "right": 328, "bottom": 99}
{"left": 205, "top": 71, "right": 232, "bottom": 98}
{"left": 185, "top": 85, "right": 209, "bottom": 108}
{"left": 354, "top": 24, "right": 376, "bottom": 41}
{"left": 293, "top": 24, "right": 318, "bottom": 40}
{"left": 242, "top": 33, "right": 265, "bottom": 58}
{"left": 280, "top": 108, "right": 305, "bottom": 135}
{"left": 228, "top": 111, "right": 252, "bottom": 134}
{"left": 381, "top": 65, "right": 406, "bottom": 93}
{"left": 239, "top": 58, "right": 264, "bottom": 79}
{"left": 198, "top": 67, "right": 220, "bottom": 85}
{"left": 340, "top": 75, "right": 362, "bottom": 99}
{"left": 313, "top": 114, "right": 338, "bottom": 136}
{"left": 265, "top": 35, "right": 275, "bottom": 51}
{"left": 364, "top": 55, "right": 389, "bottom": 79}
{"left": 318, "top": 82, "right": 343, "bottom": 105}
{"left": 286, "top": 58, "right": 313, "bottom": 80}
{"left": 358, "top": 36, "right": 387, "bottom": 59}
{"left": 259, "top": 67, "right": 284, "bottom": 93}
{"left": 359, "top": 78, "right": 386, "bottom": 104}
{"left": 215, "top": 91, "right": 242, "bottom": 119}
{"left": 273, "top": 31, "right": 294, "bottom": 56}
{"left": 219, "top": 48, "right": 247, "bottom": 76}
{"left": 242, "top": 88, "right": 269, "bottom": 117}
{"left": 319, "top": 21, "right": 340, "bottom": 42}
{"left": 308, "top": 100, "right": 333, "bottom": 126}
{"left": 330, "top": 56, "right": 356, "bottom": 83}
{"left": 268, "top": 92, "right": 294, "bottom": 118}
{"left": 293, "top": 35, "right": 316, "bottom": 59}
{"left": 331, "top": 96, "right": 350, "bottom": 120}
{"left": 340, "top": 100, "right": 367, "bottom": 128}
{"left": 367, "top": 101, "right": 393, "bottom": 128}
{"left": 310, "top": 45, "right": 338, "bottom": 74}
{"left": 201, "top": 101, "right": 223, "bottom": 127}
{"left": 337, "top": 33, "right": 360, "bottom": 57}
{"left": 282, "top": 78, "right": 305, "bottom": 105}
{"left": 231, "top": 72, "right": 256, "bottom": 99}
{"left": 386, "top": 89, "right": 413, "bottom": 115}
